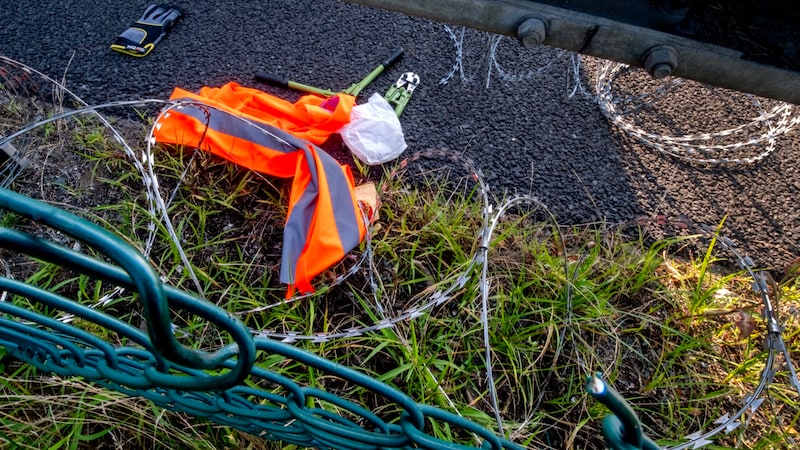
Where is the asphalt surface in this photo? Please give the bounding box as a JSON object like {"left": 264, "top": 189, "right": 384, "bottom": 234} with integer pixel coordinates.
{"left": 2, "top": 0, "right": 799, "bottom": 269}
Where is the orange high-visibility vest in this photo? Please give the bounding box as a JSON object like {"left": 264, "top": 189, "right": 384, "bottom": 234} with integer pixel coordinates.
{"left": 153, "top": 82, "right": 364, "bottom": 295}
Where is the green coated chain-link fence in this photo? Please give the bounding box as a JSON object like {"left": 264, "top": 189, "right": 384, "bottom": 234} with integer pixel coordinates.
{"left": 0, "top": 183, "right": 663, "bottom": 449}
{"left": 0, "top": 186, "right": 530, "bottom": 449}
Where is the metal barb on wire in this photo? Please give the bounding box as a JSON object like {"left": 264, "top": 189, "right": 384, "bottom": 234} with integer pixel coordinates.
{"left": 619, "top": 215, "right": 800, "bottom": 449}
{"left": 439, "top": 25, "right": 571, "bottom": 89}
{"left": 594, "top": 61, "right": 799, "bottom": 166}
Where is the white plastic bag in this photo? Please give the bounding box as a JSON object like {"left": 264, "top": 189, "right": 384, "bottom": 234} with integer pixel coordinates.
{"left": 340, "top": 93, "right": 407, "bottom": 165}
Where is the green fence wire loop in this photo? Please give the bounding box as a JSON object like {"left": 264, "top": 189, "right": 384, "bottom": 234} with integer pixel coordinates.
{"left": 0, "top": 186, "right": 524, "bottom": 449}
{"left": 586, "top": 374, "right": 661, "bottom": 450}
{"left": 0, "top": 187, "right": 257, "bottom": 378}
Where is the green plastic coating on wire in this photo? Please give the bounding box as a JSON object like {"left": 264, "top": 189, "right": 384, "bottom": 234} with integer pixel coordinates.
{"left": 0, "top": 186, "right": 523, "bottom": 449}
{"left": 586, "top": 374, "right": 662, "bottom": 450}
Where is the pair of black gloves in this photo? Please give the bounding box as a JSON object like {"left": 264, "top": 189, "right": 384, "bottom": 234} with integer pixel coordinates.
{"left": 110, "top": 4, "right": 183, "bottom": 57}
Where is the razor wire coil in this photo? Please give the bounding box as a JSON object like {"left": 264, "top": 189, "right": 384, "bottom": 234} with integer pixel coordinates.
{"left": 594, "top": 61, "right": 800, "bottom": 166}
{"left": 2, "top": 54, "right": 800, "bottom": 449}
{"left": 436, "top": 26, "right": 799, "bottom": 167}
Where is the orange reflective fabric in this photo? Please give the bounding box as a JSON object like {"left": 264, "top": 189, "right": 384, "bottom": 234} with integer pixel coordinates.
{"left": 154, "top": 83, "right": 355, "bottom": 177}
{"left": 152, "top": 83, "right": 364, "bottom": 295}
{"left": 174, "top": 82, "right": 355, "bottom": 145}
{"left": 285, "top": 146, "right": 363, "bottom": 295}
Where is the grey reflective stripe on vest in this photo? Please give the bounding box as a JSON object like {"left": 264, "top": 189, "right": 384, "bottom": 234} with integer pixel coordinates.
{"left": 174, "top": 100, "right": 309, "bottom": 153}
{"left": 312, "top": 145, "right": 362, "bottom": 251}
{"left": 280, "top": 146, "right": 317, "bottom": 284}
{"left": 168, "top": 100, "right": 362, "bottom": 287}
{"left": 280, "top": 146, "right": 362, "bottom": 285}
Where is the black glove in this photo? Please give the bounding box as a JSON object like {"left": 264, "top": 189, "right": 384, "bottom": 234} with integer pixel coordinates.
{"left": 111, "top": 4, "right": 183, "bottom": 57}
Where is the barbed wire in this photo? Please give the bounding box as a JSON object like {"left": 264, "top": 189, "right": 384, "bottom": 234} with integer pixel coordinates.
{"left": 434, "top": 28, "right": 799, "bottom": 167}
{"left": 433, "top": 40, "right": 800, "bottom": 445}
{"left": 3, "top": 54, "right": 800, "bottom": 448}
{"left": 0, "top": 56, "right": 208, "bottom": 306}
{"left": 439, "top": 25, "right": 476, "bottom": 85}
{"left": 594, "top": 61, "right": 799, "bottom": 166}
{"left": 439, "top": 26, "right": 569, "bottom": 88}
{"left": 618, "top": 215, "right": 800, "bottom": 449}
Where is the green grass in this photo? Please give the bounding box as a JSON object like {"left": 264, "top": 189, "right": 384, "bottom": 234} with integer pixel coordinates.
{"left": 0, "top": 68, "right": 798, "bottom": 449}
{"left": 0, "top": 365, "right": 255, "bottom": 450}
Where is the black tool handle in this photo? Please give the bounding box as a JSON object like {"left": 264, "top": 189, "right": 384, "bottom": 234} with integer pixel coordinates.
{"left": 382, "top": 47, "right": 404, "bottom": 68}
{"left": 254, "top": 71, "right": 290, "bottom": 88}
